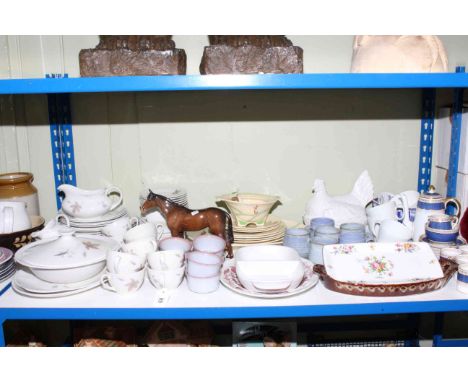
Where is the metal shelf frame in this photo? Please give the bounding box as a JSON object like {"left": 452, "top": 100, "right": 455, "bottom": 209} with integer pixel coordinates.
{"left": 0, "top": 71, "right": 467, "bottom": 347}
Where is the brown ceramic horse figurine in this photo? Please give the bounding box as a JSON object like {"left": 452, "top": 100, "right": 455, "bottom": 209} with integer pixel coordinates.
{"left": 141, "top": 191, "right": 234, "bottom": 258}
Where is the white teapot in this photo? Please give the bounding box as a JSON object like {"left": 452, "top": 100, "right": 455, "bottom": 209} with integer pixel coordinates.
{"left": 58, "top": 184, "right": 123, "bottom": 218}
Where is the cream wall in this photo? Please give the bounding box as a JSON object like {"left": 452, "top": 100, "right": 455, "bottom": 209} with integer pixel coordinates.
{"left": 1, "top": 35, "right": 468, "bottom": 222}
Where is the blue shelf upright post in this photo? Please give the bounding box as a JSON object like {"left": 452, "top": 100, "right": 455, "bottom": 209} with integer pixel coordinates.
{"left": 47, "top": 74, "right": 77, "bottom": 210}
{"left": 417, "top": 88, "right": 436, "bottom": 193}
{"left": 446, "top": 67, "right": 465, "bottom": 212}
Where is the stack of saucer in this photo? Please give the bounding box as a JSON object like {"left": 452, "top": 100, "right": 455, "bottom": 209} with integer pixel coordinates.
{"left": 232, "top": 216, "right": 286, "bottom": 248}
{"left": 0, "top": 247, "right": 15, "bottom": 282}
{"left": 140, "top": 188, "right": 188, "bottom": 207}
{"left": 63, "top": 207, "right": 129, "bottom": 234}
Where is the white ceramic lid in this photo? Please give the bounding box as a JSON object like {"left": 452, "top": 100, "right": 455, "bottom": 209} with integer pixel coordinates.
{"left": 15, "top": 233, "right": 119, "bottom": 269}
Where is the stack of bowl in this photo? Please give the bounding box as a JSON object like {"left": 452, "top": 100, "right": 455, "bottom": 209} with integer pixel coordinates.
{"left": 216, "top": 192, "right": 284, "bottom": 247}
{"left": 186, "top": 234, "right": 225, "bottom": 293}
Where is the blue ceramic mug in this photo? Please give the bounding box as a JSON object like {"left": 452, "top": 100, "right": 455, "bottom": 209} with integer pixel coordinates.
{"left": 309, "top": 217, "right": 335, "bottom": 237}
{"left": 283, "top": 228, "right": 310, "bottom": 258}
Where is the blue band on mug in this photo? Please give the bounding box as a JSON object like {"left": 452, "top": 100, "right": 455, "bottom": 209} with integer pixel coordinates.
{"left": 457, "top": 272, "right": 468, "bottom": 283}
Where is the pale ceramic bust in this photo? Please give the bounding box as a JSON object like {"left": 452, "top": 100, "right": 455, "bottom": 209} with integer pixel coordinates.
{"left": 351, "top": 35, "right": 448, "bottom": 73}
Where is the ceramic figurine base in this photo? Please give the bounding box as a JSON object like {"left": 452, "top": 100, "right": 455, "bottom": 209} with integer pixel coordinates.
{"left": 200, "top": 35, "right": 303, "bottom": 74}
{"left": 80, "top": 36, "right": 186, "bottom": 77}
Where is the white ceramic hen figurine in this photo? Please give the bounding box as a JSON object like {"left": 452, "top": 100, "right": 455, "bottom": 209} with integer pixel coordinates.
{"left": 303, "top": 170, "right": 374, "bottom": 227}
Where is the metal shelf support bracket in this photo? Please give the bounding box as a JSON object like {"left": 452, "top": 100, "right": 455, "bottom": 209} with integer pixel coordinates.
{"left": 447, "top": 67, "right": 465, "bottom": 203}
{"left": 418, "top": 88, "right": 436, "bottom": 192}
{"left": 46, "top": 74, "right": 77, "bottom": 210}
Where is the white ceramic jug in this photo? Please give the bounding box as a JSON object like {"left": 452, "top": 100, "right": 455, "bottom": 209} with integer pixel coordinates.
{"left": 58, "top": 184, "right": 123, "bottom": 218}
{"left": 412, "top": 186, "right": 461, "bottom": 241}
{"left": 0, "top": 201, "right": 32, "bottom": 233}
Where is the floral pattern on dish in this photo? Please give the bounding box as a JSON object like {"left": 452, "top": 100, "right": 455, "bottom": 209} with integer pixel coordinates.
{"left": 330, "top": 245, "right": 356, "bottom": 255}
{"left": 362, "top": 256, "right": 394, "bottom": 278}
{"left": 395, "top": 243, "right": 419, "bottom": 254}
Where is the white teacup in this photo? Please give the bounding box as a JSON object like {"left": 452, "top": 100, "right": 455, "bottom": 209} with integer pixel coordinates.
{"left": 0, "top": 201, "right": 31, "bottom": 233}
{"left": 101, "top": 216, "right": 139, "bottom": 243}
{"left": 101, "top": 268, "right": 146, "bottom": 294}
{"left": 375, "top": 219, "right": 413, "bottom": 242}
{"left": 366, "top": 200, "right": 399, "bottom": 237}
{"left": 107, "top": 250, "right": 146, "bottom": 273}
{"left": 148, "top": 266, "right": 185, "bottom": 290}
{"left": 147, "top": 250, "right": 185, "bottom": 271}
{"left": 124, "top": 222, "right": 163, "bottom": 243}
{"left": 122, "top": 239, "right": 157, "bottom": 260}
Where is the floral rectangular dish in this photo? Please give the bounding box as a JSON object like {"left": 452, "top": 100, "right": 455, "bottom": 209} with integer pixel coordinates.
{"left": 322, "top": 242, "right": 443, "bottom": 285}
{"left": 313, "top": 259, "right": 457, "bottom": 297}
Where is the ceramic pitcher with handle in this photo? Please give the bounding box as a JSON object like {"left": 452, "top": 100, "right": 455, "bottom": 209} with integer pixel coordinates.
{"left": 412, "top": 186, "right": 461, "bottom": 241}
{"left": 58, "top": 184, "right": 123, "bottom": 218}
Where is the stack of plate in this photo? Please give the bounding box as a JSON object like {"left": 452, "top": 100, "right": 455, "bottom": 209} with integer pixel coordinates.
{"left": 12, "top": 269, "right": 104, "bottom": 298}
{"left": 0, "top": 247, "right": 15, "bottom": 282}
{"left": 232, "top": 216, "right": 286, "bottom": 248}
{"left": 140, "top": 188, "right": 188, "bottom": 207}
{"left": 62, "top": 207, "right": 128, "bottom": 234}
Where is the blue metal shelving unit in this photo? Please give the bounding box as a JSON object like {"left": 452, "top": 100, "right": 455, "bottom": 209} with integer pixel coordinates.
{"left": 0, "top": 72, "right": 467, "bottom": 347}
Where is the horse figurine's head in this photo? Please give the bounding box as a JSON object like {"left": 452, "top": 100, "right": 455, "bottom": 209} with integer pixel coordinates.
{"left": 140, "top": 190, "right": 172, "bottom": 216}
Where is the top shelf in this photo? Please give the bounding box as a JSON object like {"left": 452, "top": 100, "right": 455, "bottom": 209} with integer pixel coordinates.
{"left": 1, "top": 73, "right": 468, "bottom": 95}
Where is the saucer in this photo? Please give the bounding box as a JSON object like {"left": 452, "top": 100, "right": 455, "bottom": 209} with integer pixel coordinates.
{"left": 420, "top": 235, "right": 466, "bottom": 247}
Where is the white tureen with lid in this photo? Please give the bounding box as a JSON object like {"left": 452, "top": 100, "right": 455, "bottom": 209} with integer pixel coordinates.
{"left": 15, "top": 230, "right": 119, "bottom": 283}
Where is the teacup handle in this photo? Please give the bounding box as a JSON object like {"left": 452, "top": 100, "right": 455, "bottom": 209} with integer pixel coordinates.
{"left": 373, "top": 221, "right": 381, "bottom": 237}
{"left": 106, "top": 186, "right": 123, "bottom": 212}
{"left": 128, "top": 217, "right": 139, "bottom": 228}
{"left": 56, "top": 213, "right": 70, "bottom": 227}
{"left": 150, "top": 240, "right": 158, "bottom": 251}
{"left": 445, "top": 197, "right": 461, "bottom": 218}
{"left": 155, "top": 223, "right": 164, "bottom": 241}
{"left": 100, "top": 274, "right": 116, "bottom": 293}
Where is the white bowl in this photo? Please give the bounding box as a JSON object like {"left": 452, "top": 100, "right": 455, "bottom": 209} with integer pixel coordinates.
{"left": 193, "top": 234, "right": 226, "bottom": 254}
{"left": 158, "top": 237, "right": 192, "bottom": 252}
{"left": 29, "top": 260, "right": 106, "bottom": 284}
{"left": 235, "top": 245, "right": 304, "bottom": 293}
{"left": 216, "top": 192, "right": 279, "bottom": 227}
{"left": 186, "top": 251, "right": 223, "bottom": 278}
{"left": 186, "top": 273, "right": 220, "bottom": 294}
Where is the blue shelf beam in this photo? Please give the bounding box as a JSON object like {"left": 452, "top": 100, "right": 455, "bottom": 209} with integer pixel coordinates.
{"left": 1, "top": 73, "right": 468, "bottom": 94}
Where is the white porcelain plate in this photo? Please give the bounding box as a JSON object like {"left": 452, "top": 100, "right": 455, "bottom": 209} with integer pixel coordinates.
{"left": 64, "top": 207, "right": 127, "bottom": 224}
{"left": 323, "top": 242, "right": 443, "bottom": 285}
{"left": 13, "top": 268, "right": 105, "bottom": 294}
{"left": 220, "top": 259, "right": 318, "bottom": 298}
{"left": 0, "top": 247, "right": 14, "bottom": 266}
{"left": 12, "top": 279, "right": 100, "bottom": 298}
